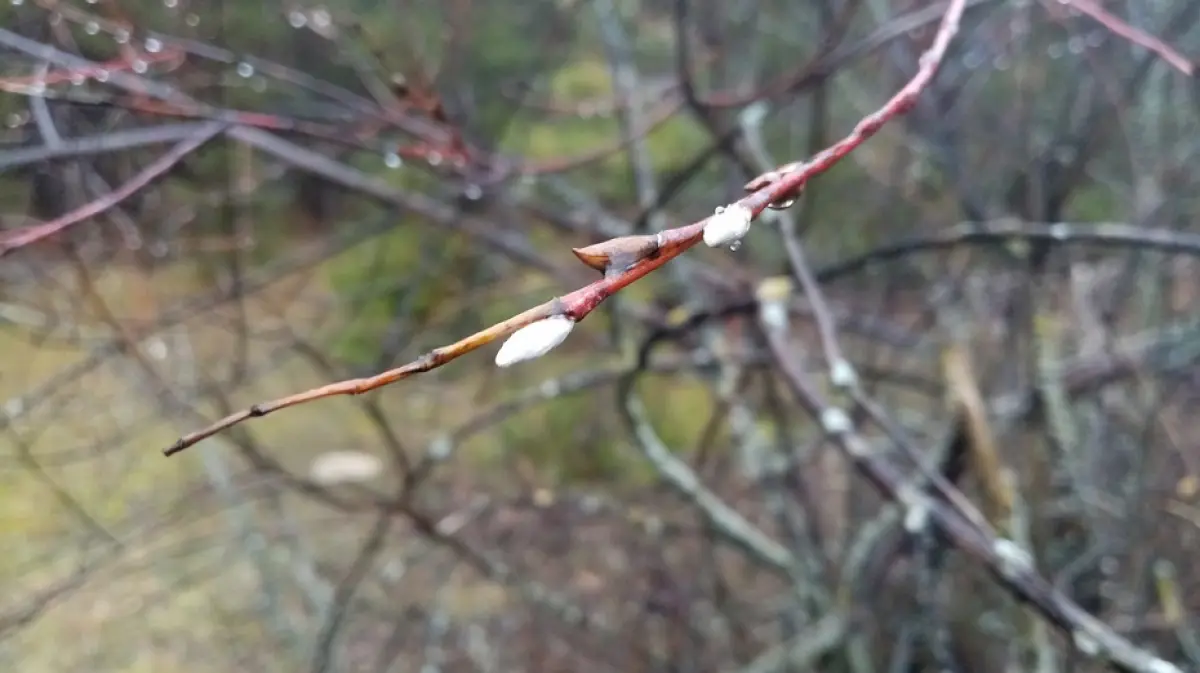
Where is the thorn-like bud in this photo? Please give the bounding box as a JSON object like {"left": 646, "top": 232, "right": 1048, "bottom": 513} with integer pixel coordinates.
{"left": 703, "top": 203, "right": 754, "bottom": 248}
{"left": 495, "top": 315, "right": 575, "bottom": 367}
{"left": 744, "top": 161, "right": 805, "bottom": 210}
{"left": 571, "top": 234, "right": 661, "bottom": 274}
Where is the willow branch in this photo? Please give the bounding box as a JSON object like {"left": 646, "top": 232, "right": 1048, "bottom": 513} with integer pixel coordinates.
{"left": 162, "top": 0, "right": 968, "bottom": 456}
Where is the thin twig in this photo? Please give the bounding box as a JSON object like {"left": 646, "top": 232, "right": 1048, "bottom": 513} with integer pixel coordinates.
{"left": 1052, "top": 0, "right": 1195, "bottom": 77}
{"left": 0, "top": 123, "right": 224, "bottom": 258}
{"left": 162, "top": 0, "right": 970, "bottom": 456}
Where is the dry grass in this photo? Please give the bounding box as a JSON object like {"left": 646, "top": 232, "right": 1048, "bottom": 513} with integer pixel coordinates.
{"left": 0, "top": 259, "right": 422, "bottom": 671}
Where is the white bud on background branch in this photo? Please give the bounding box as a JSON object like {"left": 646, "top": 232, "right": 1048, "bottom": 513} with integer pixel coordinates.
{"left": 495, "top": 315, "right": 576, "bottom": 367}
{"left": 703, "top": 204, "right": 754, "bottom": 248}
{"left": 309, "top": 450, "right": 383, "bottom": 485}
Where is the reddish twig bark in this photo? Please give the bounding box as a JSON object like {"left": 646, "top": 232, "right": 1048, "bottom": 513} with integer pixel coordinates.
{"left": 162, "top": 0, "right": 969, "bottom": 457}
{"left": 0, "top": 123, "right": 224, "bottom": 259}
{"left": 1053, "top": 0, "right": 1195, "bottom": 77}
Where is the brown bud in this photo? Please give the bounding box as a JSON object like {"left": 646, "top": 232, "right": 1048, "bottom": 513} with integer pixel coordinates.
{"left": 571, "top": 234, "right": 661, "bottom": 274}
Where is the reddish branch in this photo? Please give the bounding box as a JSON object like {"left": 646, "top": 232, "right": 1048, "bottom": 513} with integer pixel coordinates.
{"left": 0, "top": 123, "right": 223, "bottom": 259}
{"left": 1053, "top": 0, "right": 1195, "bottom": 77}
{"left": 162, "top": 0, "right": 968, "bottom": 457}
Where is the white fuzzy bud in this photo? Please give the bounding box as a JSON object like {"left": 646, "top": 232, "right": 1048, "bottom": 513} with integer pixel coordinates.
{"left": 830, "top": 359, "right": 858, "bottom": 389}
{"left": 703, "top": 203, "right": 754, "bottom": 248}
{"left": 495, "top": 315, "right": 575, "bottom": 367}
{"left": 820, "top": 407, "right": 853, "bottom": 435}
{"left": 993, "top": 538, "right": 1034, "bottom": 575}
{"left": 309, "top": 450, "right": 382, "bottom": 485}
{"left": 759, "top": 300, "right": 788, "bottom": 332}
{"left": 1072, "top": 630, "right": 1101, "bottom": 657}
{"left": 903, "top": 502, "right": 930, "bottom": 533}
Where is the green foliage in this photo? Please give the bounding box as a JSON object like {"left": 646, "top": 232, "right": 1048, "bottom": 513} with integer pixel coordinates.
{"left": 634, "top": 373, "right": 716, "bottom": 450}
{"left": 463, "top": 366, "right": 717, "bottom": 487}
{"left": 497, "top": 387, "right": 638, "bottom": 485}
{"left": 321, "top": 223, "right": 443, "bottom": 366}
{"left": 1064, "top": 183, "right": 1125, "bottom": 222}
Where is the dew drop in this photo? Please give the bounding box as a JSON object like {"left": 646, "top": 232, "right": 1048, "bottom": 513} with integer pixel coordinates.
{"left": 1085, "top": 31, "right": 1104, "bottom": 48}
{"left": 145, "top": 37, "right": 162, "bottom": 53}
{"left": 1047, "top": 42, "right": 1066, "bottom": 59}
{"left": 185, "top": 13, "right": 200, "bottom": 26}
{"left": 5, "top": 113, "right": 22, "bottom": 128}
{"left": 288, "top": 11, "right": 307, "bottom": 28}
{"left": 384, "top": 152, "right": 402, "bottom": 168}
{"left": 164, "top": 0, "right": 177, "bottom": 7}
{"left": 10, "top": 0, "right": 24, "bottom": 6}
{"left": 312, "top": 8, "right": 331, "bottom": 28}
{"left": 236, "top": 62, "right": 254, "bottom": 78}
{"left": 28, "top": 81, "right": 45, "bottom": 95}
{"left": 427, "top": 151, "right": 443, "bottom": 166}
{"left": 728, "top": 240, "right": 742, "bottom": 252}
{"left": 95, "top": 69, "right": 110, "bottom": 82}
{"left": 115, "top": 29, "right": 129, "bottom": 43}
{"left": 84, "top": 20, "right": 100, "bottom": 35}
{"left": 992, "top": 54, "right": 1011, "bottom": 71}
{"left": 463, "top": 184, "right": 482, "bottom": 200}
{"left": 962, "top": 49, "right": 985, "bottom": 70}
{"left": 1068, "top": 36, "right": 1085, "bottom": 54}
{"left": 132, "top": 59, "right": 148, "bottom": 74}
{"left": 71, "top": 72, "right": 86, "bottom": 86}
